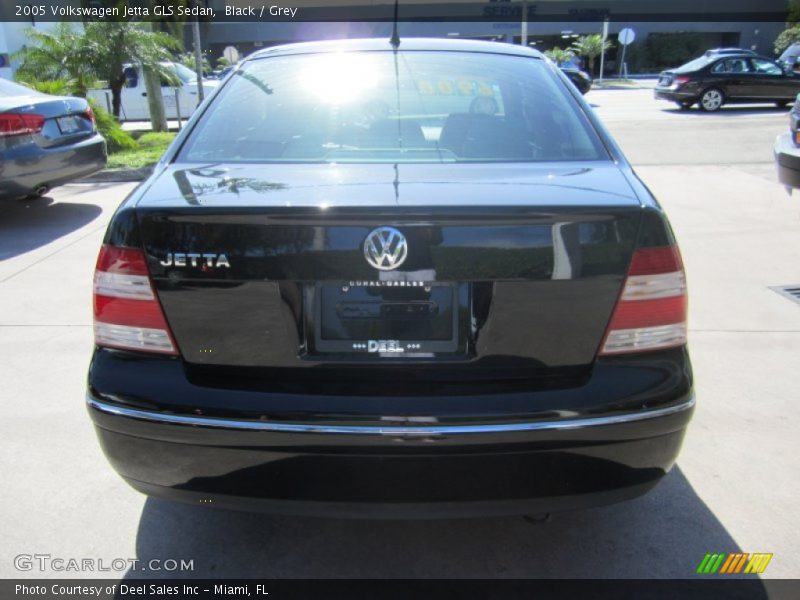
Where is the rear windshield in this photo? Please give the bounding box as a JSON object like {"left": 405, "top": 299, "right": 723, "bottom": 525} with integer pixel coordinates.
{"left": 675, "top": 56, "right": 714, "bottom": 73}
{"left": 179, "top": 51, "right": 607, "bottom": 164}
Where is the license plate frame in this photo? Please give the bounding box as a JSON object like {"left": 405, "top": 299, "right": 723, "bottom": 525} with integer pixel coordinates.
{"left": 56, "top": 115, "right": 81, "bottom": 134}
{"left": 310, "top": 281, "right": 461, "bottom": 356}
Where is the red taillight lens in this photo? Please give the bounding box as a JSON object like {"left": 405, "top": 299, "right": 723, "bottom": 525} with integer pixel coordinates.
{"left": 84, "top": 106, "right": 96, "bottom": 127}
{"left": 599, "top": 246, "right": 687, "bottom": 356}
{"left": 627, "top": 245, "right": 683, "bottom": 275}
{"left": 0, "top": 112, "right": 45, "bottom": 137}
{"left": 674, "top": 76, "right": 691, "bottom": 86}
{"left": 93, "top": 245, "right": 178, "bottom": 355}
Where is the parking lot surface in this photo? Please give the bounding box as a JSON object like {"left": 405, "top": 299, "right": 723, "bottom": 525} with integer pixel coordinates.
{"left": 1, "top": 90, "right": 799, "bottom": 579}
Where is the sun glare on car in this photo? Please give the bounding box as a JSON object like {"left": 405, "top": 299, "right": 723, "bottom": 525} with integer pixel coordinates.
{"left": 298, "top": 52, "right": 383, "bottom": 104}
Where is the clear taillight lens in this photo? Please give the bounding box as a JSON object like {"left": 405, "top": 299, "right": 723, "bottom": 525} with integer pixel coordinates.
{"left": 599, "top": 246, "right": 687, "bottom": 356}
{"left": 93, "top": 245, "right": 178, "bottom": 355}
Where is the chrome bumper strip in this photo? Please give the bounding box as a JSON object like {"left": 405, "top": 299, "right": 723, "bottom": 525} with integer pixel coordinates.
{"left": 87, "top": 394, "right": 695, "bottom": 437}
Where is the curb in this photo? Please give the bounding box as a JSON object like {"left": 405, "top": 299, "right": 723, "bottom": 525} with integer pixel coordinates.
{"left": 81, "top": 166, "right": 153, "bottom": 183}
{"left": 592, "top": 84, "right": 654, "bottom": 91}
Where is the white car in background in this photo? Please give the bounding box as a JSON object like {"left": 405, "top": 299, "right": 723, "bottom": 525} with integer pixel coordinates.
{"left": 88, "top": 61, "right": 218, "bottom": 121}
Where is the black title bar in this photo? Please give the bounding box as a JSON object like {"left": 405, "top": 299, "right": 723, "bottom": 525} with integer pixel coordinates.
{"left": 0, "top": 0, "right": 790, "bottom": 23}
{"left": 2, "top": 578, "right": 799, "bottom": 600}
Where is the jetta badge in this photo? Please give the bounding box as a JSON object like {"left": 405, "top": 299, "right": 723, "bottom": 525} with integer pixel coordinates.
{"left": 159, "top": 253, "right": 230, "bottom": 268}
{"left": 363, "top": 226, "right": 407, "bottom": 271}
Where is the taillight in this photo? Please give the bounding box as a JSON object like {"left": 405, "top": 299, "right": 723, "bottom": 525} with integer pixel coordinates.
{"left": 599, "top": 245, "right": 687, "bottom": 356}
{"left": 0, "top": 112, "right": 45, "bottom": 137}
{"left": 84, "top": 106, "right": 96, "bottom": 127}
{"left": 673, "top": 76, "right": 691, "bottom": 86}
{"left": 93, "top": 245, "right": 178, "bottom": 355}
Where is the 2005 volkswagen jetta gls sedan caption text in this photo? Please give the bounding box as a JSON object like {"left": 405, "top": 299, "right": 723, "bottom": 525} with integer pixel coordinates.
{"left": 87, "top": 39, "right": 694, "bottom": 518}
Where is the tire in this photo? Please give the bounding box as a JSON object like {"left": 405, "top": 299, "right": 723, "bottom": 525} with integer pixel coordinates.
{"left": 676, "top": 101, "right": 693, "bottom": 110}
{"left": 699, "top": 88, "right": 725, "bottom": 112}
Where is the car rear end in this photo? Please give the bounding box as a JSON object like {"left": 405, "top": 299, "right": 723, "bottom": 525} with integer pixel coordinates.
{"left": 775, "top": 93, "right": 800, "bottom": 188}
{"left": 87, "top": 39, "right": 693, "bottom": 518}
{"left": 654, "top": 70, "right": 698, "bottom": 104}
{"left": 0, "top": 83, "right": 106, "bottom": 200}
{"left": 654, "top": 56, "right": 717, "bottom": 106}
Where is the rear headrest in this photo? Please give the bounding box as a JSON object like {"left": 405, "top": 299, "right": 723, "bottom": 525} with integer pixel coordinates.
{"left": 439, "top": 113, "right": 530, "bottom": 159}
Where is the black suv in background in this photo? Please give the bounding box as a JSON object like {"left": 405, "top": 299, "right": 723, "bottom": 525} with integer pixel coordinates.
{"left": 655, "top": 53, "right": 800, "bottom": 111}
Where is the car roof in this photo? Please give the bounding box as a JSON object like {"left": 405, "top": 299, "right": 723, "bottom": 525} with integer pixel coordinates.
{"left": 709, "top": 53, "right": 774, "bottom": 61}
{"left": 247, "top": 37, "right": 545, "bottom": 61}
{"left": 705, "top": 48, "right": 756, "bottom": 55}
{"left": 779, "top": 42, "right": 800, "bottom": 58}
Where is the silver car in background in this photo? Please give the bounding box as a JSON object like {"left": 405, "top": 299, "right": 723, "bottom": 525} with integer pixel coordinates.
{"left": 0, "top": 79, "right": 106, "bottom": 200}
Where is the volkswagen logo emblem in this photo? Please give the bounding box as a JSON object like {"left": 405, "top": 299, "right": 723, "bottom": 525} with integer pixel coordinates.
{"left": 363, "top": 226, "right": 408, "bottom": 271}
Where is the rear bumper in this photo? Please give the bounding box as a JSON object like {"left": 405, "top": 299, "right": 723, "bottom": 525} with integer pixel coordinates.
{"left": 87, "top": 347, "right": 694, "bottom": 518}
{"left": 0, "top": 133, "right": 106, "bottom": 199}
{"left": 774, "top": 132, "right": 800, "bottom": 189}
{"left": 654, "top": 88, "right": 697, "bottom": 102}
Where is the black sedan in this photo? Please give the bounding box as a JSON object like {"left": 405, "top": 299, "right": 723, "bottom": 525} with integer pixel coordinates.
{"left": 654, "top": 53, "right": 800, "bottom": 111}
{"left": 560, "top": 66, "right": 592, "bottom": 94}
{"left": 0, "top": 79, "right": 106, "bottom": 200}
{"left": 87, "top": 38, "right": 693, "bottom": 518}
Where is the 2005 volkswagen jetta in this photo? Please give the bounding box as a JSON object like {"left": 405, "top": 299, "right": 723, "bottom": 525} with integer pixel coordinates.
{"left": 87, "top": 38, "right": 694, "bottom": 518}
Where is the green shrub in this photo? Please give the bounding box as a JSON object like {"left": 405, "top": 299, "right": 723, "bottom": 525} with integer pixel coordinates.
{"left": 106, "top": 132, "right": 176, "bottom": 169}
{"left": 17, "top": 78, "right": 69, "bottom": 95}
{"left": 136, "top": 132, "right": 176, "bottom": 148}
{"left": 776, "top": 25, "right": 800, "bottom": 54}
{"left": 621, "top": 41, "right": 648, "bottom": 74}
{"left": 87, "top": 98, "right": 137, "bottom": 153}
{"left": 645, "top": 32, "right": 706, "bottom": 70}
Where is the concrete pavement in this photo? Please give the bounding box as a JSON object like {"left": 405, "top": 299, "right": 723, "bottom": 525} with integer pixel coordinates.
{"left": 1, "top": 91, "right": 798, "bottom": 580}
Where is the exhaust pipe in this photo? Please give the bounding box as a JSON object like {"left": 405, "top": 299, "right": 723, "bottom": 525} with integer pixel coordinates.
{"left": 34, "top": 185, "right": 49, "bottom": 197}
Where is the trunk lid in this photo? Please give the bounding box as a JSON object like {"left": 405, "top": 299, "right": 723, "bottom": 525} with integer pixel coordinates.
{"left": 135, "top": 162, "right": 642, "bottom": 376}
{"left": 657, "top": 71, "right": 675, "bottom": 87}
{"left": 0, "top": 95, "right": 95, "bottom": 148}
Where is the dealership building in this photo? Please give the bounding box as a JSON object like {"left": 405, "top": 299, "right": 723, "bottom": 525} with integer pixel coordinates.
{"left": 200, "top": 0, "right": 788, "bottom": 72}
{"left": 0, "top": 0, "right": 791, "bottom": 79}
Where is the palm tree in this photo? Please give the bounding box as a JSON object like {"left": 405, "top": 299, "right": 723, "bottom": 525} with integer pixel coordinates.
{"left": 544, "top": 47, "right": 575, "bottom": 66}
{"left": 13, "top": 23, "right": 97, "bottom": 97}
{"left": 83, "top": 22, "right": 181, "bottom": 119}
{"left": 15, "top": 21, "right": 181, "bottom": 122}
{"left": 571, "top": 34, "right": 613, "bottom": 76}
